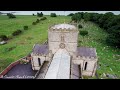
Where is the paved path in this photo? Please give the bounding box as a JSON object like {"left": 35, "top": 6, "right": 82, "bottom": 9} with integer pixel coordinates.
{"left": 3, "top": 63, "right": 37, "bottom": 79}
{"left": 35, "top": 61, "right": 51, "bottom": 79}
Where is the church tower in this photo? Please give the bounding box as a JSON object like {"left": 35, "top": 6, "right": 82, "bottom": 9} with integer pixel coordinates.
{"left": 48, "top": 23, "right": 79, "bottom": 56}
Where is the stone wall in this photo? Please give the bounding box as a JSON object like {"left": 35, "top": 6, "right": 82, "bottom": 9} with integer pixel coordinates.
{"left": 31, "top": 55, "right": 50, "bottom": 70}
{"left": 48, "top": 29, "right": 79, "bottom": 55}
{"left": 72, "top": 56, "right": 98, "bottom": 77}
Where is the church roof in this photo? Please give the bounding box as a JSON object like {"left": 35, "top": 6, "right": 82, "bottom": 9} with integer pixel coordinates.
{"left": 51, "top": 24, "right": 76, "bottom": 30}
{"left": 45, "top": 49, "right": 70, "bottom": 79}
{"left": 32, "top": 44, "right": 48, "bottom": 55}
{"left": 77, "top": 47, "right": 97, "bottom": 58}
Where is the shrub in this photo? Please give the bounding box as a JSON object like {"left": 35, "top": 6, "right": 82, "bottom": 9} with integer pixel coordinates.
{"left": 23, "top": 26, "right": 28, "bottom": 30}
{"left": 36, "top": 19, "right": 40, "bottom": 23}
{"left": 50, "top": 13, "right": 57, "bottom": 17}
{"left": 4, "top": 46, "right": 16, "bottom": 52}
{"left": 7, "top": 13, "right": 16, "bottom": 19}
{"left": 37, "top": 12, "right": 43, "bottom": 17}
{"left": 0, "top": 35, "right": 8, "bottom": 41}
{"left": 67, "top": 13, "right": 74, "bottom": 16}
{"left": 33, "top": 14, "right": 35, "bottom": 16}
{"left": 78, "top": 24, "right": 83, "bottom": 28}
{"left": 71, "top": 13, "right": 82, "bottom": 22}
{"left": 40, "top": 17, "right": 47, "bottom": 20}
{"left": 32, "top": 22, "right": 37, "bottom": 25}
{"left": 80, "top": 30, "right": 88, "bottom": 36}
{"left": 7, "top": 35, "right": 13, "bottom": 40}
{"left": 12, "top": 30, "right": 22, "bottom": 36}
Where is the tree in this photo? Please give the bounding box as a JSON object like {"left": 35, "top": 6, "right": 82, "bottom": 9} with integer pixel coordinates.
{"left": 77, "top": 12, "right": 84, "bottom": 19}
{"left": 50, "top": 13, "right": 57, "bottom": 17}
{"left": 98, "top": 12, "right": 114, "bottom": 29}
{"left": 78, "top": 24, "right": 83, "bottom": 29}
{"left": 80, "top": 30, "right": 88, "bottom": 37}
{"left": 37, "top": 12, "right": 43, "bottom": 17}
{"left": 67, "top": 13, "right": 74, "bottom": 16}
{"left": 33, "top": 14, "right": 35, "bottom": 16}
{"left": 106, "top": 15, "right": 120, "bottom": 30}
{"left": 106, "top": 29, "right": 120, "bottom": 48}
{"left": 23, "top": 26, "right": 28, "bottom": 30}
{"left": 7, "top": 13, "right": 16, "bottom": 18}
{"left": 40, "top": 17, "right": 47, "bottom": 20}
{"left": 0, "top": 35, "right": 8, "bottom": 41}
{"left": 83, "top": 12, "right": 92, "bottom": 21}
{"left": 71, "top": 13, "right": 82, "bottom": 22}
{"left": 12, "top": 30, "right": 22, "bottom": 36}
{"left": 32, "top": 22, "right": 37, "bottom": 25}
{"left": 106, "top": 24, "right": 120, "bottom": 48}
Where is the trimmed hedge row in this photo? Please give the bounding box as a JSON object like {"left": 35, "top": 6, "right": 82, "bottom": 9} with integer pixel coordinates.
{"left": 0, "top": 35, "right": 8, "bottom": 41}
{"left": 12, "top": 30, "right": 22, "bottom": 36}
{"left": 32, "top": 17, "right": 47, "bottom": 25}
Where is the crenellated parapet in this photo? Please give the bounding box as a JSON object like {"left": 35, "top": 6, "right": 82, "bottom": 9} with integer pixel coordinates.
{"left": 48, "top": 23, "right": 79, "bottom": 32}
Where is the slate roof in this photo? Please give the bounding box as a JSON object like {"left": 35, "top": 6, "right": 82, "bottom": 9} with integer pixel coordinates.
{"left": 77, "top": 47, "right": 97, "bottom": 57}
{"left": 32, "top": 44, "right": 48, "bottom": 55}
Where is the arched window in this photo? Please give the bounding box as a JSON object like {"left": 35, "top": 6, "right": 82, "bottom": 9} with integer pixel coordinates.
{"left": 84, "top": 62, "right": 87, "bottom": 70}
{"left": 61, "top": 35, "right": 64, "bottom": 42}
{"left": 38, "top": 58, "right": 41, "bottom": 66}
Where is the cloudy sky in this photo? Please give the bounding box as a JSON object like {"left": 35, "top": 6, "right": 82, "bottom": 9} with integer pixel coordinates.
{"left": 1, "top": 11, "right": 120, "bottom": 15}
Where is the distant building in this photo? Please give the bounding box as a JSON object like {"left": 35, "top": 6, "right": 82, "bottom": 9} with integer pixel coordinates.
{"left": 31, "top": 23, "right": 98, "bottom": 79}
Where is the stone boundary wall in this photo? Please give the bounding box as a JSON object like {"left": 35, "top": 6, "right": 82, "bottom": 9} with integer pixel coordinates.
{"left": 0, "top": 40, "right": 48, "bottom": 79}
{"left": 0, "top": 55, "right": 30, "bottom": 78}
{"left": 0, "top": 60, "right": 20, "bottom": 78}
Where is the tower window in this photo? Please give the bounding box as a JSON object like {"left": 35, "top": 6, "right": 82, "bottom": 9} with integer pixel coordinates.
{"left": 38, "top": 58, "right": 41, "bottom": 66}
{"left": 61, "top": 35, "right": 64, "bottom": 42}
{"left": 84, "top": 62, "right": 87, "bottom": 70}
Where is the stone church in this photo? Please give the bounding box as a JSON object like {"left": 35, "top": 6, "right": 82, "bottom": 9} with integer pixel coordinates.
{"left": 31, "top": 23, "right": 98, "bottom": 79}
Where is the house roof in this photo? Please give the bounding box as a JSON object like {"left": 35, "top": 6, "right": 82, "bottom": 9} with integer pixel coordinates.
{"left": 51, "top": 24, "right": 77, "bottom": 30}
{"left": 32, "top": 44, "right": 48, "bottom": 55}
{"left": 77, "top": 47, "right": 97, "bottom": 57}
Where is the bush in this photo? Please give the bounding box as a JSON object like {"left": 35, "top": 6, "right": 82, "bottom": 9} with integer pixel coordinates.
{"left": 80, "top": 30, "right": 88, "bottom": 36}
{"left": 67, "top": 13, "right": 74, "bottom": 16}
{"left": 40, "top": 17, "right": 47, "bottom": 20}
{"left": 12, "top": 30, "right": 22, "bottom": 36}
{"left": 0, "top": 35, "right": 8, "bottom": 41}
{"left": 7, "top": 13, "right": 16, "bottom": 19}
{"left": 37, "top": 12, "right": 43, "bottom": 17}
{"left": 23, "top": 26, "right": 28, "bottom": 30}
{"left": 4, "top": 46, "right": 16, "bottom": 52}
{"left": 32, "top": 22, "right": 37, "bottom": 25}
{"left": 50, "top": 13, "right": 57, "bottom": 17}
{"left": 106, "top": 29, "right": 120, "bottom": 48}
{"left": 36, "top": 19, "right": 40, "bottom": 23}
{"left": 71, "top": 13, "right": 82, "bottom": 22}
{"left": 33, "top": 14, "right": 35, "bottom": 16}
{"left": 78, "top": 24, "right": 83, "bottom": 28}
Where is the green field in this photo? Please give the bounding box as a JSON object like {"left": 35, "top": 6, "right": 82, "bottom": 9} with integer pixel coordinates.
{"left": 0, "top": 15, "right": 71, "bottom": 72}
{"left": 78, "top": 20, "right": 120, "bottom": 79}
{"left": 0, "top": 15, "right": 120, "bottom": 79}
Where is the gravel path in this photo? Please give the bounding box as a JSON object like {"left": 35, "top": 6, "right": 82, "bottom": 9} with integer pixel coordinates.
{"left": 3, "top": 63, "right": 37, "bottom": 79}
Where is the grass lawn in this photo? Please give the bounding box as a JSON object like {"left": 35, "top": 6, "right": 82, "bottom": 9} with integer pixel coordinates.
{"left": 78, "top": 20, "right": 120, "bottom": 79}
{"left": 0, "top": 15, "right": 71, "bottom": 72}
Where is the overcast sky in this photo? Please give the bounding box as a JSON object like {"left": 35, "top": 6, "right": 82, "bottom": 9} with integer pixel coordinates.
{"left": 1, "top": 11, "right": 120, "bottom": 15}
